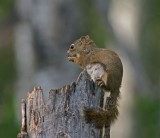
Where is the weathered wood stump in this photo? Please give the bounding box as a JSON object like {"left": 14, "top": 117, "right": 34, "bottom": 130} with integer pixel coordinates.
{"left": 17, "top": 70, "right": 110, "bottom": 138}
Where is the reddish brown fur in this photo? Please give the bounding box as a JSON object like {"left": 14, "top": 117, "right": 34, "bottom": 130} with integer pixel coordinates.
{"left": 67, "top": 35, "right": 123, "bottom": 127}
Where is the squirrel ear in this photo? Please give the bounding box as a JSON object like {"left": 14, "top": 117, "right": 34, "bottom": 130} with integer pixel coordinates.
{"left": 81, "top": 35, "right": 90, "bottom": 41}
{"left": 80, "top": 36, "right": 85, "bottom": 41}
{"left": 85, "top": 35, "right": 90, "bottom": 39}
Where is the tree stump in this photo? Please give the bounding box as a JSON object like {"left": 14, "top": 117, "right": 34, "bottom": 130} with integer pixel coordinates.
{"left": 17, "top": 70, "right": 110, "bottom": 138}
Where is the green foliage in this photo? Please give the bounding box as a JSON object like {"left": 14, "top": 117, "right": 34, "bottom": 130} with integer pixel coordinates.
{"left": 0, "top": 48, "right": 18, "bottom": 138}
{"left": 140, "top": 0, "right": 160, "bottom": 84}
{"left": 138, "top": 0, "right": 160, "bottom": 137}
{"left": 79, "top": 0, "right": 110, "bottom": 48}
{"left": 0, "top": 0, "right": 14, "bottom": 22}
{"left": 134, "top": 96, "right": 159, "bottom": 138}
{"left": 0, "top": 1, "right": 18, "bottom": 137}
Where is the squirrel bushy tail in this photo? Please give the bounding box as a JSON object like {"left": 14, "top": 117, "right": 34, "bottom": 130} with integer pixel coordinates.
{"left": 84, "top": 89, "right": 120, "bottom": 128}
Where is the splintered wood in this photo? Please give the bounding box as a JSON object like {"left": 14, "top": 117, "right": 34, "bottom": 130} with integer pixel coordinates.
{"left": 17, "top": 70, "right": 110, "bottom": 138}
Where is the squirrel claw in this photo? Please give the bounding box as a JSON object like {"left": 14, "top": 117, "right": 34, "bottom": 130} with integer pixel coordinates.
{"left": 96, "top": 77, "right": 108, "bottom": 90}
{"left": 96, "top": 78, "right": 105, "bottom": 87}
{"left": 68, "top": 57, "right": 76, "bottom": 62}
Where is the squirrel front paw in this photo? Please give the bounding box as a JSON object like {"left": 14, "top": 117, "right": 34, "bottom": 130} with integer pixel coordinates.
{"left": 96, "top": 77, "right": 107, "bottom": 90}
{"left": 68, "top": 57, "right": 76, "bottom": 62}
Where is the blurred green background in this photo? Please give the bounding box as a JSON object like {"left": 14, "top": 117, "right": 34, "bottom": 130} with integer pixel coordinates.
{"left": 0, "top": 0, "right": 159, "bottom": 138}
{"left": 0, "top": 0, "right": 18, "bottom": 137}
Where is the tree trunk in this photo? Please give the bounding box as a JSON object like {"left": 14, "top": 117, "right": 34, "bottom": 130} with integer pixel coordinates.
{"left": 17, "top": 70, "right": 110, "bottom": 138}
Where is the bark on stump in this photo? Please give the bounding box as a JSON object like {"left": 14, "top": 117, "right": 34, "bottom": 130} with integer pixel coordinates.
{"left": 17, "top": 70, "right": 110, "bottom": 138}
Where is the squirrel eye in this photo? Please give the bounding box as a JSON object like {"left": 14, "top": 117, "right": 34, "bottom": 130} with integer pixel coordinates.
{"left": 70, "top": 44, "right": 75, "bottom": 50}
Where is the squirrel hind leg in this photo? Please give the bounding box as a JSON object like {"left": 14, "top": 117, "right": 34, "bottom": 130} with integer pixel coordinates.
{"left": 83, "top": 107, "right": 118, "bottom": 128}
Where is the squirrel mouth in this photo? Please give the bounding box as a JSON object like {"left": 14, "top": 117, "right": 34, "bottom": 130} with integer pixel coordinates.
{"left": 67, "top": 51, "right": 77, "bottom": 62}
{"left": 67, "top": 54, "right": 77, "bottom": 62}
{"left": 68, "top": 56, "right": 76, "bottom": 62}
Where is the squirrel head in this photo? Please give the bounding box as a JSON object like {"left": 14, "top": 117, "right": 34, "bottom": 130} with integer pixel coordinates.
{"left": 67, "top": 35, "right": 96, "bottom": 66}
